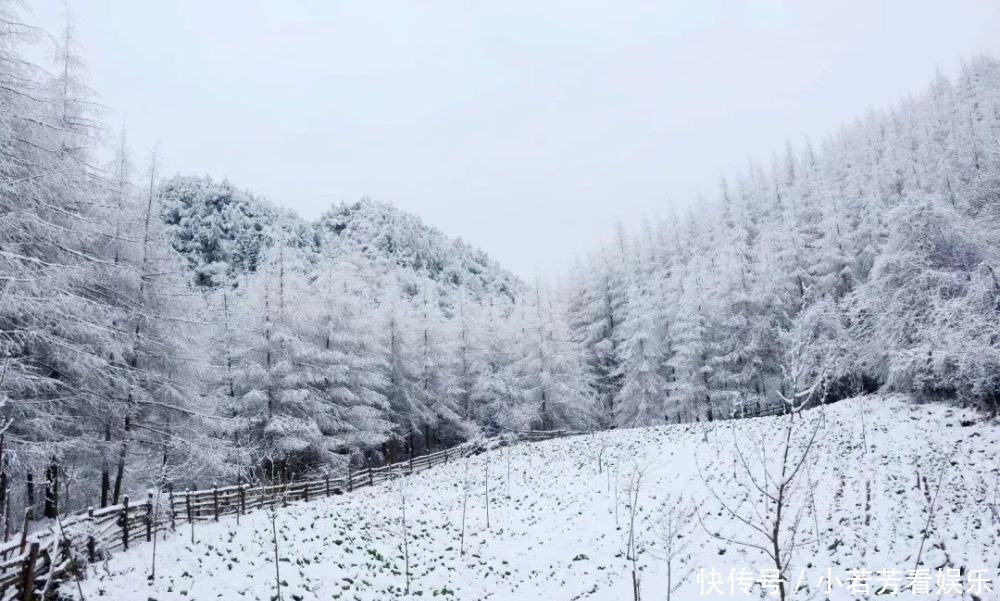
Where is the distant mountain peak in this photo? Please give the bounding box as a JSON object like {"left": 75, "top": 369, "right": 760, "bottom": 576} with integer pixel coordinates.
{"left": 158, "top": 176, "right": 521, "bottom": 303}
{"left": 317, "top": 197, "right": 519, "bottom": 301}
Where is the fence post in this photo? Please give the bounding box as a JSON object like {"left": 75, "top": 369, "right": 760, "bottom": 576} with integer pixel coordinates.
{"left": 303, "top": 478, "right": 309, "bottom": 503}
{"left": 87, "top": 507, "right": 96, "bottom": 563}
{"left": 368, "top": 466, "right": 373, "bottom": 487}
{"left": 121, "top": 495, "right": 130, "bottom": 551}
{"left": 212, "top": 486, "right": 219, "bottom": 521}
{"left": 146, "top": 492, "right": 153, "bottom": 542}
{"left": 185, "top": 488, "right": 192, "bottom": 523}
{"left": 347, "top": 468, "right": 352, "bottom": 492}
{"left": 409, "top": 454, "right": 414, "bottom": 474}
{"left": 445, "top": 448, "right": 449, "bottom": 464}
{"left": 239, "top": 484, "right": 246, "bottom": 515}
{"left": 21, "top": 541, "right": 39, "bottom": 601}
{"left": 325, "top": 474, "right": 330, "bottom": 497}
{"left": 168, "top": 484, "right": 176, "bottom": 532}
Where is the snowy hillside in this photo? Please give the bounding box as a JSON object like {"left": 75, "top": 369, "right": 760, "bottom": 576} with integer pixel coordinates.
{"left": 317, "top": 199, "right": 520, "bottom": 303}
{"left": 76, "top": 396, "right": 999, "bottom": 601}
{"left": 159, "top": 176, "right": 521, "bottom": 303}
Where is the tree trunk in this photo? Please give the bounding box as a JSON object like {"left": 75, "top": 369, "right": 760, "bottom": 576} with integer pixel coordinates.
{"left": 25, "top": 472, "right": 34, "bottom": 518}
{"left": 0, "top": 470, "right": 6, "bottom": 535}
{"left": 101, "top": 423, "right": 111, "bottom": 508}
{"left": 43, "top": 461, "right": 58, "bottom": 519}
{"left": 384, "top": 440, "right": 398, "bottom": 465}
{"left": 0, "top": 434, "right": 6, "bottom": 532}
{"left": 112, "top": 414, "right": 130, "bottom": 505}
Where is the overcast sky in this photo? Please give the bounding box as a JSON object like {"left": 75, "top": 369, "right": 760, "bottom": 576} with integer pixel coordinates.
{"left": 34, "top": 1, "right": 1000, "bottom": 279}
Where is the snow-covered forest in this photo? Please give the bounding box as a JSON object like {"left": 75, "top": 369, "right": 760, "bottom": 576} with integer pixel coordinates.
{"left": 566, "top": 59, "right": 1000, "bottom": 429}
{"left": 2, "top": 0, "right": 1000, "bottom": 547}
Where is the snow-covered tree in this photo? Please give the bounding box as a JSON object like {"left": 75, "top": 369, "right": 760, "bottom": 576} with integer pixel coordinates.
{"left": 508, "top": 284, "right": 596, "bottom": 431}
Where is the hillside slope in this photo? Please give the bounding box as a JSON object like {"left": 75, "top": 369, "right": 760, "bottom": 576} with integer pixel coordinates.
{"left": 74, "top": 397, "right": 998, "bottom": 600}
{"left": 159, "top": 176, "right": 521, "bottom": 304}
{"left": 317, "top": 199, "right": 519, "bottom": 303}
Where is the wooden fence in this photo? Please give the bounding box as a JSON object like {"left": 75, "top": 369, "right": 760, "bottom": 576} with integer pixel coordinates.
{"left": 0, "top": 429, "right": 577, "bottom": 600}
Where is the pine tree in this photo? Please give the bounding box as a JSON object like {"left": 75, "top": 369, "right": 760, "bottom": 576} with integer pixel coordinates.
{"left": 566, "top": 251, "right": 626, "bottom": 428}
{"left": 509, "top": 284, "right": 595, "bottom": 431}
{"left": 382, "top": 296, "right": 434, "bottom": 460}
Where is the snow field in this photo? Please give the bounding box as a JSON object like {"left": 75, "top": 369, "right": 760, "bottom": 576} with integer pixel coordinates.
{"left": 77, "top": 396, "right": 999, "bottom": 600}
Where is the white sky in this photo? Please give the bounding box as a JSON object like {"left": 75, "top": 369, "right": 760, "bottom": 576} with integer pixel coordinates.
{"left": 33, "top": 0, "right": 1000, "bottom": 279}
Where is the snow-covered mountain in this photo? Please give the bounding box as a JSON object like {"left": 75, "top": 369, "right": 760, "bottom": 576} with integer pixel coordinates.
{"left": 159, "top": 175, "right": 521, "bottom": 305}
{"left": 318, "top": 199, "right": 520, "bottom": 304}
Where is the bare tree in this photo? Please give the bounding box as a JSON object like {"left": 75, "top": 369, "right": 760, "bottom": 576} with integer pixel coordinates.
{"left": 912, "top": 453, "right": 951, "bottom": 570}
{"left": 394, "top": 471, "right": 412, "bottom": 594}
{"left": 803, "top": 453, "right": 822, "bottom": 551}
{"left": 268, "top": 497, "right": 283, "bottom": 601}
{"left": 484, "top": 451, "right": 491, "bottom": 530}
{"left": 622, "top": 461, "right": 653, "bottom": 601}
{"left": 582, "top": 435, "right": 607, "bottom": 475}
{"left": 259, "top": 458, "right": 289, "bottom": 601}
{"left": 649, "top": 493, "right": 695, "bottom": 601}
{"left": 148, "top": 458, "right": 168, "bottom": 581}
{"left": 697, "top": 330, "right": 826, "bottom": 601}
{"left": 460, "top": 456, "right": 470, "bottom": 556}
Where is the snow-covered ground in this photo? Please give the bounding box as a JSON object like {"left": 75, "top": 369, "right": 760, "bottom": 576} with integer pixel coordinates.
{"left": 76, "top": 396, "right": 999, "bottom": 600}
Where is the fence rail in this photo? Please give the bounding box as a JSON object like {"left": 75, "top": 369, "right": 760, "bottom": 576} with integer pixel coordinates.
{"left": 0, "top": 428, "right": 577, "bottom": 600}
